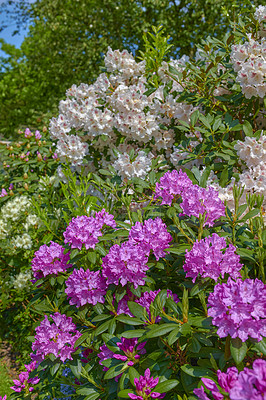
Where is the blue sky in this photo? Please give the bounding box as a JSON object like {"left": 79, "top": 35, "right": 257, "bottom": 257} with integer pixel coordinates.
{"left": 0, "top": 0, "right": 30, "bottom": 57}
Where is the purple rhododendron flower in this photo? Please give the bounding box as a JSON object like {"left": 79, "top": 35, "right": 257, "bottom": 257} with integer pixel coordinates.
{"left": 194, "top": 367, "right": 239, "bottom": 400}
{"left": 98, "top": 338, "right": 146, "bottom": 371}
{"left": 0, "top": 396, "right": 7, "bottom": 400}
{"left": 0, "top": 188, "right": 7, "bottom": 197}
{"left": 31, "top": 312, "right": 81, "bottom": 363}
{"left": 63, "top": 209, "right": 116, "bottom": 250}
{"left": 208, "top": 278, "right": 266, "bottom": 342}
{"left": 102, "top": 242, "right": 149, "bottom": 288}
{"left": 24, "top": 128, "right": 33, "bottom": 138}
{"left": 230, "top": 359, "right": 266, "bottom": 400}
{"left": 129, "top": 368, "right": 165, "bottom": 399}
{"left": 184, "top": 233, "right": 242, "bottom": 282}
{"left": 65, "top": 268, "right": 107, "bottom": 307}
{"left": 154, "top": 170, "right": 225, "bottom": 227}
{"left": 35, "top": 130, "right": 42, "bottom": 139}
{"left": 128, "top": 218, "right": 172, "bottom": 260}
{"left": 31, "top": 241, "right": 72, "bottom": 280}
{"left": 155, "top": 169, "right": 193, "bottom": 205}
{"left": 180, "top": 185, "right": 225, "bottom": 227}
{"left": 11, "top": 361, "right": 40, "bottom": 393}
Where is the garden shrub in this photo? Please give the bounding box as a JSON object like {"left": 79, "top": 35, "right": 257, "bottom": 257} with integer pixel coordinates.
{"left": 0, "top": 4, "right": 265, "bottom": 400}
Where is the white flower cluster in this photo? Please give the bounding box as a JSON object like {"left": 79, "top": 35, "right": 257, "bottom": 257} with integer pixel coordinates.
{"left": 234, "top": 134, "right": 266, "bottom": 167}
{"left": 11, "top": 270, "right": 32, "bottom": 291}
{"left": 50, "top": 47, "right": 196, "bottom": 168}
{"left": 113, "top": 150, "right": 153, "bottom": 180}
{"left": 11, "top": 233, "right": 32, "bottom": 250}
{"left": 0, "top": 195, "right": 39, "bottom": 251}
{"left": 209, "top": 133, "right": 266, "bottom": 212}
{"left": 230, "top": 35, "right": 266, "bottom": 99}
{"left": 254, "top": 5, "right": 266, "bottom": 23}
{"left": 1, "top": 195, "right": 31, "bottom": 221}
{"left": 39, "top": 175, "right": 60, "bottom": 191}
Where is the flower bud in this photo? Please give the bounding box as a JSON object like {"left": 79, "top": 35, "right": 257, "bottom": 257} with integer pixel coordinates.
{"left": 24, "top": 183, "right": 29, "bottom": 190}
{"left": 26, "top": 143, "right": 31, "bottom": 149}
{"left": 24, "top": 173, "right": 28, "bottom": 179}
{"left": 10, "top": 190, "right": 14, "bottom": 196}
{"left": 9, "top": 146, "right": 13, "bottom": 151}
{"left": 37, "top": 153, "right": 43, "bottom": 162}
{"left": 38, "top": 141, "right": 42, "bottom": 147}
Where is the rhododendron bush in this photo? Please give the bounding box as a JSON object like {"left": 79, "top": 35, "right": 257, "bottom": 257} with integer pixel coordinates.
{"left": 0, "top": 5, "right": 265, "bottom": 400}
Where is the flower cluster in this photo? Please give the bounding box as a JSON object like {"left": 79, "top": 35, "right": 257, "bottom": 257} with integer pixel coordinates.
{"left": 207, "top": 278, "right": 266, "bottom": 342}
{"left": 254, "top": 5, "right": 266, "bottom": 23}
{"left": 0, "top": 195, "right": 31, "bottom": 222}
{"left": 65, "top": 268, "right": 107, "bottom": 307}
{"left": 136, "top": 289, "right": 179, "bottom": 323}
{"left": 155, "top": 170, "right": 225, "bottom": 226}
{"left": 235, "top": 134, "right": 266, "bottom": 168}
{"left": 31, "top": 312, "right": 81, "bottom": 363}
{"left": 63, "top": 209, "right": 116, "bottom": 250}
{"left": 230, "top": 35, "right": 266, "bottom": 99}
{"left": 113, "top": 150, "right": 153, "bottom": 180}
{"left": 102, "top": 242, "right": 149, "bottom": 288}
{"left": 11, "top": 361, "right": 40, "bottom": 393}
{"left": 31, "top": 241, "right": 72, "bottom": 280}
{"left": 50, "top": 47, "right": 195, "bottom": 168}
{"left": 129, "top": 368, "right": 165, "bottom": 399}
{"left": 183, "top": 234, "right": 242, "bottom": 282}
{"left": 194, "top": 359, "right": 266, "bottom": 400}
{"left": 128, "top": 218, "right": 172, "bottom": 260}
{"left": 11, "top": 270, "right": 32, "bottom": 291}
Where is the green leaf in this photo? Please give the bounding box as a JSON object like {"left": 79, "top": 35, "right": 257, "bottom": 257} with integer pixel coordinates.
{"left": 118, "top": 389, "right": 132, "bottom": 398}
{"left": 128, "top": 367, "right": 140, "bottom": 386}
{"left": 243, "top": 120, "right": 253, "bottom": 137}
{"left": 94, "top": 319, "right": 112, "bottom": 336}
{"left": 238, "top": 208, "right": 260, "bottom": 222}
{"left": 155, "top": 379, "right": 179, "bottom": 393}
{"left": 167, "top": 326, "right": 181, "bottom": 345}
{"left": 116, "top": 315, "right": 144, "bottom": 326}
{"left": 127, "top": 301, "right": 146, "bottom": 320}
{"left": 236, "top": 248, "right": 256, "bottom": 262}
{"left": 230, "top": 337, "right": 247, "bottom": 365}
{"left": 121, "top": 329, "right": 146, "bottom": 338}
{"left": 181, "top": 365, "right": 213, "bottom": 378}
{"left": 146, "top": 323, "right": 177, "bottom": 338}
{"left": 75, "top": 331, "right": 90, "bottom": 347}
{"left": 166, "top": 244, "right": 190, "bottom": 254}
{"left": 252, "top": 337, "right": 266, "bottom": 355}
{"left": 104, "top": 363, "right": 126, "bottom": 379}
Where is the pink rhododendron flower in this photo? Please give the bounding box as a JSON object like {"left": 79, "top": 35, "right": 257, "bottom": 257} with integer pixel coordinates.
{"left": 128, "top": 218, "right": 172, "bottom": 260}
{"left": 31, "top": 241, "right": 72, "bottom": 280}
{"left": 63, "top": 209, "right": 116, "bottom": 250}
{"left": 102, "top": 242, "right": 149, "bottom": 288}
{"left": 35, "top": 130, "right": 42, "bottom": 139}
{"left": 184, "top": 233, "right": 242, "bottom": 282}
{"left": 65, "top": 268, "right": 107, "bottom": 307}
{"left": 10, "top": 361, "right": 40, "bottom": 393}
{"left": 129, "top": 368, "right": 165, "bottom": 399}
{"left": 208, "top": 278, "right": 266, "bottom": 342}
{"left": 0, "top": 188, "right": 8, "bottom": 197}
{"left": 154, "top": 170, "right": 225, "bottom": 227}
{"left": 31, "top": 312, "right": 81, "bottom": 363}
{"left": 230, "top": 359, "right": 266, "bottom": 400}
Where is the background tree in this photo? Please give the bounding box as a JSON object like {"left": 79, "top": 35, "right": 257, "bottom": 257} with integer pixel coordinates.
{"left": 0, "top": 0, "right": 258, "bottom": 138}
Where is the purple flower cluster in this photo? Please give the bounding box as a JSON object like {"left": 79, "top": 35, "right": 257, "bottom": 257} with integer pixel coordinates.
{"left": 155, "top": 169, "right": 193, "bottom": 205}
{"left": 65, "top": 268, "right": 107, "bottom": 307}
{"left": 180, "top": 185, "right": 225, "bottom": 227}
{"left": 31, "top": 241, "right": 72, "bottom": 280}
{"left": 98, "top": 338, "right": 146, "bottom": 369}
{"left": 11, "top": 361, "right": 40, "bottom": 393}
{"left": 63, "top": 209, "right": 116, "bottom": 250}
{"left": 31, "top": 312, "right": 81, "bottom": 363}
{"left": 129, "top": 368, "right": 165, "bottom": 399}
{"left": 0, "top": 396, "right": 7, "bottom": 400}
{"left": 208, "top": 278, "right": 266, "bottom": 342}
{"left": 230, "top": 359, "right": 266, "bottom": 400}
{"left": 155, "top": 170, "right": 225, "bottom": 227}
{"left": 194, "top": 359, "right": 266, "bottom": 400}
{"left": 0, "top": 188, "right": 7, "bottom": 197}
{"left": 183, "top": 233, "right": 242, "bottom": 282}
{"left": 102, "top": 242, "right": 149, "bottom": 288}
{"left": 128, "top": 218, "right": 172, "bottom": 260}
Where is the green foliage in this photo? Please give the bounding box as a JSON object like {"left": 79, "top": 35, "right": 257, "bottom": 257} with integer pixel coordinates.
{"left": 0, "top": 0, "right": 260, "bottom": 137}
